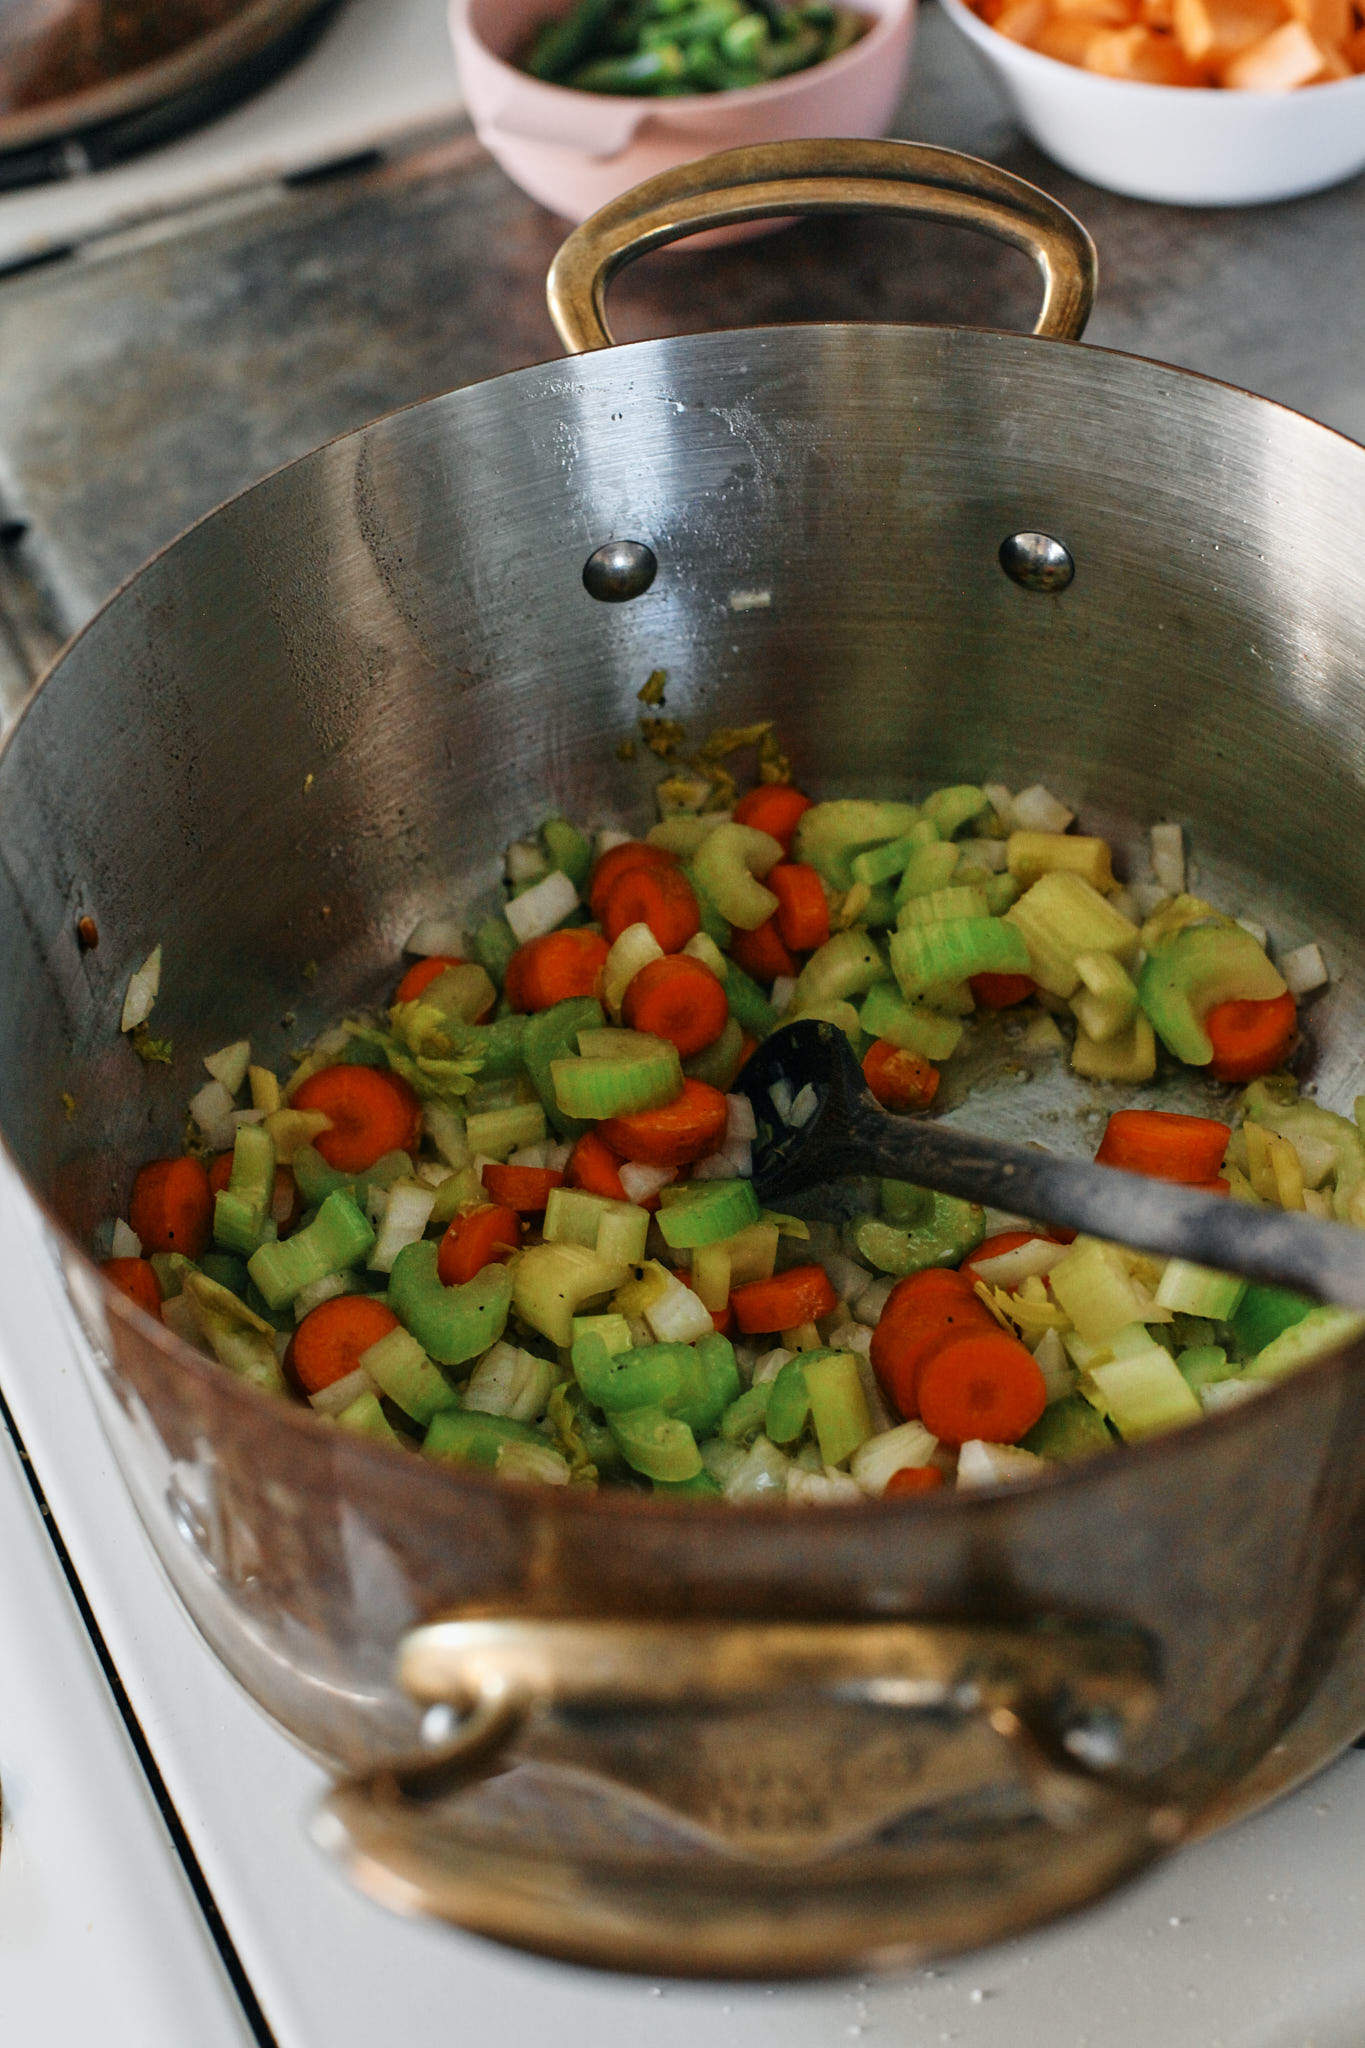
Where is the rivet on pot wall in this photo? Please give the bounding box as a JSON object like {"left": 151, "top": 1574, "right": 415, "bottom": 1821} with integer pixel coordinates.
{"left": 999, "top": 532, "right": 1075, "bottom": 593}
{"left": 583, "top": 540, "right": 657, "bottom": 602}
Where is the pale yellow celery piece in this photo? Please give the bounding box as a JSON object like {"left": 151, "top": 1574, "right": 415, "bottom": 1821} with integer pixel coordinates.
{"left": 1071, "top": 1014, "right": 1156, "bottom": 1083}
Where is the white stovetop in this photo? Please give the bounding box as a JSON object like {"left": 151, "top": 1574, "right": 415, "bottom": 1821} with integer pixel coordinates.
{"left": 2, "top": 1152, "right": 1365, "bottom": 2048}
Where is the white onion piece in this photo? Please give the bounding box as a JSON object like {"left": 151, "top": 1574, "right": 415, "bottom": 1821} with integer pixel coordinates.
{"left": 231, "top": 1108, "right": 266, "bottom": 1129}
{"left": 505, "top": 869, "right": 578, "bottom": 943}
{"left": 423, "top": 1104, "right": 470, "bottom": 1170}
{"left": 982, "top": 783, "right": 1016, "bottom": 832}
{"left": 508, "top": 1144, "right": 549, "bottom": 1169}
{"left": 309, "top": 1367, "right": 374, "bottom": 1417}
{"left": 543, "top": 1142, "right": 572, "bottom": 1171}
{"left": 682, "top": 933, "right": 728, "bottom": 979}
{"left": 293, "top": 1272, "right": 357, "bottom": 1322}
{"left": 787, "top": 1465, "right": 862, "bottom": 1504}
{"left": 120, "top": 944, "right": 162, "bottom": 1032}
{"left": 1149, "top": 822, "right": 1186, "bottom": 897}
{"left": 769, "top": 974, "right": 798, "bottom": 1016}
{"left": 787, "top": 1084, "right": 818, "bottom": 1129}
{"left": 956, "top": 1440, "right": 1045, "bottom": 1488}
{"left": 505, "top": 839, "right": 547, "bottom": 884}
{"left": 619, "top": 1161, "right": 675, "bottom": 1204}
{"left": 189, "top": 1079, "right": 236, "bottom": 1151}
{"left": 971, "top": 1239, "right": 1069, "bottom": 1290}
{"left": 204, "top": 1039, "right": 251, "bottom": 1095}
{"left": 368, "top": 1182, "right": 436, "bottom": 1273}
{"left": 110, "top": 1218, "right": 142, "bottom": 1259}
{"left": 752, "top": 1346, "right": 796, "bottom": 1385}
{"left": 1031, "top": 1327, "right": 1076, "bottom": 1405}
{"left": 643, "top": 1272, "right": 714, "bottom": 1344}
{"left": 1129, "top": 882, "right": 1170, "bottom": 918}
{"left": 1235, "top": 916, "right": 1269, "bottom": 949}
{"left": 851, "top": 1275, "right": 896, "bottom": 1327}
{"left": 1199, "top": 1376, "right": 1266, "bottom": 1413}
{"left": 1282, "top": 942, "right": 1328, "bottom": 996}
{"left": 725, "top": 1094, "right": 758, "bottom": 1144}
{"left": 496, "top": 1442, "right": 572, "bottom": 1486}
{"left": 961, "top": 837, "right": 1008, "bottom": 873}
{"left": 594, "top": 827, "right": 632, "bottom": 859}
{"left": 768, "top": 1078, "right": 794, "bottom": 1122}
{"left": 1011, "top": 785, "right": 1074, "bottom": 834}
{"left": 851, "top": 1421, "right": 939, "bottom": 1495}
{"left": 404, "top": 914, "right": 466, "bottom": 958}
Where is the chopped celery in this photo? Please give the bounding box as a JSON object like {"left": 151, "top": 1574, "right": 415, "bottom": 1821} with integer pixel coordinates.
{"left": 859, "top": 982, "right": 965, "bottom": 1062}
{"left": 522, "top": 996, "right": 605, "bottom": 1136}
{"left": 513, "top": 1241, "right": 630, "bottom": 1346}
{"left": 182, "top": 1272, "right": 285, "bottom": 1394}
{"left": 848, "top": 1420, "right": 938, "bottom": 1493}
{"left": 248, "top": 1191, "right": 374, "bottom": 1311}
{"left": 895, "top": 885, "right": 989, "bottom": 928}
{"left": 684, "top": 1015, "right": 746, "bottom": 1090}
{"left": 1070, "top": 950, "right": 1139, "bottom": 1044}
{"left": 982, "top": 874, "right": 1021, "bottom": 916}
{"left": 1071, "top": 1015, "right": 1157, "bottom": 1083}
{"left": 723, "top": 957, "right": 779, "bottom": 1032}
{"left": 1019, "top": 1394, "right": 1113, "bottom": 1461}
{"left": 1229, "top": 1282, "right": 1316, "bottom": 1356}
{"left": 474, "top": 915, "right": 521, "bottom": 988}
{"left": 465, "top": 1100, "right": 546, "bottom": 1160}
{"left": 792, "top": 800, "right": 921, "bottom": 890}
{"left": 793, "top": 929, "right": 887, "bottom": 1008}
{"left": 656, "top": 1178, "right": 760, "bottom": 1249}
{"left": 720, "top": 1381, "right": 771, "bottom": 1442}
{"left": 764, "top": 1356, "right": 813, "bottom": 1445}
{"left": 387, "top": 1242, "right": 513, "bottom": 1365}
{"left": 1083, "top": 1349, "right": 1201, "bottom": 1441}
{"left": 335, "top": 1391, "right": 401, "bottom": 1446}
{"left": 718, "top": 1219, "right": 780, "bottom": 1284}
{"left": 358, "top": 1325, "right": 459, "bottom": 1425}
{"left": 802, "top": 1349, "right": 873, "bottom": 1468}
{"left": 894, "top": 841, "right": 960, "bottom": 906}
{"left": 571, "top": 1311, "right": 632, "bottom": 1355}
{"left": 421, "top": 962, "right": 499, "bottom": 1025}
{"left": 551, "top": 1036, "right": 681, "bottom": 1119}
{"left": 691, "top": 822, "right": 783, "bottom": 930}
{"left": 541, "top": 817, "right": 592, "bottom": 888}
{"left": 1176, "top": 1345, "right": 1235, "bottom": 1394}
{"left": 1244, "top": 1078, "right": 1365, "bottom": 1220}
{"left": 1007, "top": 832, "right": 1114, "bottom": 893}
{"left": 789, "top": 998, "right": 863, "bottom": 1049}
{"left": 292, "top": 1144, "right": 411, "bottom": 1211}
{"left": 843, "top": 1197, "right": 985, "bottom": 1275}
{"left": 683, "top": 863, "right": 733, "bottom": 949}
{"left": 1048, "top": 1240, "right": 1163, "bottom": 1346}
{"left": 921, "top": 785, "right": 990, "bottom": 838}
{"left": 1154, "top": 1258, "right": 1246, "bottom": 1321}
{"left": 608, "top": 1407, "right": 702, "bottom": 1483}
{"left": 544, "top": 1185, "right": 650, "bottom": 1265}
{"left": 889, "top": 917, "right": 1030, "bottom": 999}
{"left": 1005, "top": 872, "right": 1140, "bottom": 998}
{"left": 652, "top": 1470, "right": 722, "bottom": 1499}
{"left": 1138, "top": 922, "right": 1285, "bottom": 1065}
{"left": 879, "top": 1179, "right": 932, "bottom": 1225}
{"left": 423, "top": 1409, "right": 547, "bottom": 1470}
{"left": 213, "top": 1121, "right": 277, "bottom": 1256}
{"left": 850, "top": 834, "right": 918, "bottom": 886}
{"left": 1247, "top": 1307, "right": 1365, "bottom": 1382}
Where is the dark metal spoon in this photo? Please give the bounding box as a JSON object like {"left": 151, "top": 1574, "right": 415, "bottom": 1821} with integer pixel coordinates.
{"left": 735, "top": 1020, "right": 1365, "bottom": 1311}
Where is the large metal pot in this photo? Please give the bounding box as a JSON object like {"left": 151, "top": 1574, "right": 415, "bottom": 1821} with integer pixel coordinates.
{"left": 3, "top": 140, "right": 1365, "bottom": 1976}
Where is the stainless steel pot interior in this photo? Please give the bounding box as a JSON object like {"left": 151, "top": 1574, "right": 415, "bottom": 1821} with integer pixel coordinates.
{"left": 3, "top": 141, "right": 1365, "bottom": 1969}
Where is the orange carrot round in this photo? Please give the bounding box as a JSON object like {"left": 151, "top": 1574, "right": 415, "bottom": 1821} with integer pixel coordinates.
{"left": 970, "top": 972, "right": 1037, "bottom": 1008}
{"left": 622, "top": 955, "right": 729, "bottom": 1058}
{"left": 395, "top": 954, "right": 465, "bottom": 1004}
{"left": 437, "top": 1203, "right": 520, "bottom": 1286}
{"left": 601, "top": 864, "right": 700, "bottom": 952}
{"left": 1095, "top": 1108, "right": 1230, "bottom": 1184}
{"left": 884, "top": 1465, "right": 945, "bottom": 1498}
{"left": 129, "top": 1155, "right": 214, "bottom": 1260}
{"left": 504, "top": 928, "right": 610, "bottom": 1013}
{"left": 290, "top": 1294, "right": 400, "bottom": 1396}
{"left": 291, "top": 1065, "right": 422, "bottom": 1173}
{"left": 733, "top": 783, "right": 812, "bottom": 852}
{"left": 730, "top": 1262, "right": 839, "bottom": 1335}
{"left": 1205, "top": 990, "right": 1297, "bottom": 1082}
{"left": 862, "top": 1039, "right": 940, "bottom": 1111}
{"left": 870, "top": 1284, "right": 998, "bottom": 1421}
{"left": 768, "top": 862, "right": 829, "bottom": 953}
{"left": 480, "top": 1162, "right": 564, "bottom": 1212}
{"left": 567, "top": 1130, "right": 630, "bottom": 1202}
{"left": 917, "top": 1330, "right": 1047, "bottom": 1446}
{"left": 598, "top": 1077, "right": 729, "bottom": 1168}
{"left": 102, "top": 1257, "right": 162, "bottom": 1321}
{"left": 588, "top": 840, "right": 677, "bottom": 921}
{"left": 727, "top": 914, "right": 798, "bottom": 985}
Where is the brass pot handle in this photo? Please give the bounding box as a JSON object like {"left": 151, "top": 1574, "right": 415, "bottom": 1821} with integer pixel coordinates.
{"left": 316, "top": 1616, "right": 1182, "bottom": 1974}
{"left": 546, "top": 138, "right": 1097, "bottom": 356}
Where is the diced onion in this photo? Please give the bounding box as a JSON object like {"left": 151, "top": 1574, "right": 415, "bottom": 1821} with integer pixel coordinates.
{"left": 619, "top": 1161, "right": 676, "bottom": 1204}
{"left": 722, "top": 1435, "right": 791, "bottom": 1499}
{"left": 1199, "top": 1376, "right": 1266, "bottom": 1413}
{"left": 231, "top": 1108, "right": 266, "bottom": 1129}
{"left": 643, "top": 1272, "right": 715, "bottom": 1344}
{"left": 961, "top": 837, "right": 1008, "bottom": 873}
{"left": 293, "top": 1272, "right": 358, "bottom": 1322}
{"left": 850, "top": 1421, "right": 939, "bottom": 1495}
{"left": 405, "top": 914, "right": 466, "bottom": 958}
{"left": 496, "top": 1442, "right": 571, "bottom": 1486}
{"left": 1030, "top": 1326, "right": 1076, "bottom": 1405}
{"left": 787, "top": 1084, "right": 818, "bottom": 1129}
{"left": 110, "top": 1218, "right": 142, "bottom": 1259}
{"left": 594, "top": 827, "right": 632, "bottom": 860}
{"left": 752, "top": 1346, "right": 796, "bottom": 1385}
{"left": 682, "top": 932, "right": 728, "bottom": 979}
{"left": 423, "top": 1104, "right": 470, "bottom": 1170}
{"left": 120, "top": 944, "right": 162, "bottom": 1032}
{"left": 851, "top": 1276, "right": 896, "bottom": 1326}
{"left": 770, "top": 974, "right": 798, "bottom": 1016}
{"left": 1149, "top": 821, "right": 1185, "bottom": 897}
{"left": 508, "top": 1144, "right": 549, "bottom": 1169}
{"left": 543, "top": 1143, "right": 572, "bottom": 1171}
{"left": 971, "top": 1239, "right": 1068, "bottom": 1289}
{"left": 820, "top": 1251, "right": 870, "bottom": 1301}
{"left": 956, "top": 1439, "right": 1046, "bottom": 1488}
{"left": 982, "top": 783, "right": 1016, "bottom": 831}
{"left": 204, "top": 1039, "right": 251, "bottom": 1095}
{"left": 309, "top": 1366, "right": 373, "bottom": 1417}
{"left": 505, "top": 840, "right": 547, "bottom": 884}
{"left": 505, "top": 869, "right": 578, "bottom": 943}
{"left": 1129, "top": 882, "right": 1170, "bottom": 918}
{"left": 368, "top": 1182, "right": 436, "bottom": 1273}
{"left": 1282, "top": 942, "right": 1328, "bottom": 996}
{"left": 787, "top": 1465, "right": 862, "bottom": 1504}
{"left": 768, "top": 1078, "right": 794, "bottom": 1122}
{"left": 1235, "top": 916, "right": 1269, "bottom": 949}
{"left": 1010, "top": 785, "right": 1073, "bottom": 834}
{"left": 189, "top": 1078, "right": 236, "bottom": 1151}
{"left": 725, "top": 1094, "right": 758, "bottom": 1144}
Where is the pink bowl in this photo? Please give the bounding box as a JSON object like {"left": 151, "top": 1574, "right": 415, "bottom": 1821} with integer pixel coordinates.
{"left": 450, "top": 0, "right": 917, "bottom": 226}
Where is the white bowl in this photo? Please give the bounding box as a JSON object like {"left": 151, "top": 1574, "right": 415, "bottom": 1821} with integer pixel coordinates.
{"left": 938, "top": 0, "right": 1365, "bottom": 205}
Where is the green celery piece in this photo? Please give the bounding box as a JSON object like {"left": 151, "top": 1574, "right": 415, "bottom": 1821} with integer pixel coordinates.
{"left": 850, "top": 835, "right": 919, "bottom": 887}
{"left": 213, "top": 1121, "right": 277, "bottom": 1256}
{"left": 182, "top": 1272, "right": 284, "bottom": 1394}
{"left": 1245, "top": 1078, "right": 1365, "bottom": 1219}
{"left": 571, "top": 1311, "right": 632, "bottom": 1355}
{"left": 359, "top": 1325, "right": 459, "bottom": 1425}
{"left": 387, "top": 1243, "right": 513, "bottom": 1366}
{"left": 894, "top": 841, "right": 960, "bottom": 907}
{"left": 682, "top": 863, "right": 733, "bottom": 949}
{"left": 474, "top": 917, "right": 521, "bottom": 989}
{"left": 859, "top": 982, "right": 965, "bottom": 1062}
{"left": 789, "top": 998, "right": 863, "bottom": 1051}
{"left": 1138, "top": 922, "right": 1285, "bottom": 1065}
{"left": 890, "top": 917, "right": 1030, "bottom": 999}
{"left": 291, "top": 1144, "right": 411, "bottom": 1212}
{"left": 572, "top": 1332, "right": 690, "bottom": 1413}
{"left": 921, "top": 785, "right": 990, "bottom": 838}
{"left": 466, "top": 1100, "right": 546, "bottom": 1160}
{"left": 895, "top": 885, "right": 989, "bottom": 929}
{"left": 720, "top": 1381, "right": 771, "bottom": 1443}
{"left": 335, "top": 1391, "right": 402, "bottom": 1445}
{"left": 1247, "top": 1306, "right": 1365, "bottom": 1383}
{"left": 334, "top": 1036, "right": 391, "bottom": 1069}
{"left": 1005, "top": 872, "right": 1140, "bottom": 999}
{"left": 983, "top": 874, "right": 1021, "bottom": 916}
{"left": 150, "top": 1250, "right": 196, "bottom": 1298}
{"left": 1176, "top": 1346, "right": 1234, "bottom": 1394}
{"left": 690, "top": 1332, "right": 742, "bottom": 1433}
{"left": 652, "top": 1470, "right": 723, "bottom": 1498}
{"left": 879, "top": 1179, "right": 934, "bottom": 1226}
{"left": 793, "top": 929, "right": 887, "bottom": 1008}
{"left": 844, "top": 1197, "right": 984, "bottom": 1275}
{"left": 859, "top": 882, "right": 899, "bottom": 928}
{"left": 723, "top": 958, "right": 777, "bottom": 1035}
{"left": 792, "top": 800, "right": 921, "bottom": 890}
{"left": 514, "top": 1241, "right": 630, "bottom": 1347}
{"left": 541, "top": 818, "right": 592, "bottom": 889}
{"left": 803, "top": 1349, "right": 873, "bottom": 1468}
{"left": 656, "top": 1178, "right": 760, "bottom": 1249}
{"left": 1154, "top": 1258, "right": 1245, "bottom": 1321}
{"left": 199, "top": 1250, "right": 249, "bottom": 1295}
{"left": 1020, "top": 1395, "right": 1114, "bottom": 1461}
{"left": 522, "top": 997, "right": 605, "bottom": 1137}
{"left": 424, "top": 1409, "right": 548, "bottom": 1469}
{"left": 608, "top": 1406, "right": 702, "bottom": 1482}
{"left": 1083, "top": 1349, "right": 1201, "bottom": 1441}
{"left": 247, "top": 1191, "right": 374, "bottom": 1311}
{"left": 684, "top": 1015, "right": 746, "bottom": 1090}
{"left": 551, "top": 1039, "right": 681, "bottom": 1119}
{"left": 546, "top": 1380, "right": 621, "bottom": 1481}
{"left": 1229, "top": 1282, "right": 1316, "bottom": 1358}
{"left": 765, "top": 1356, "right": 813, "bottom": 1445}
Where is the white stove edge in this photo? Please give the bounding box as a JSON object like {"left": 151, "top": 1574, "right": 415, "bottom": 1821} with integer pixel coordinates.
{"left": 3, "top": 1155, "right": 1365, "bottom": 2047}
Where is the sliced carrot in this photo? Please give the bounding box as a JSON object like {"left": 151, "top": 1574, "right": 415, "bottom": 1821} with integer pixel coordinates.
{"left": 728, "top": 915, "right": 798, "bottom": 985}
{"left": 862, "top": 1040, "right": 940, "bottom": 1111}
{"left": 884, "top": 1465, "right": 945, "bottom": 1498}
{"left": 290, "top": 1294, "right": 400, "bottom": 1396}
{"left": 480, "top": 1162, "right": 564, "bottom": 1212}
{"left": 602, "top": 864, "right": 700, "bottom": 952}
{"left": 1205, "top": 990, "right": 1297, "bottom": 1083}
{"left": 917, "top": 1329, "right": 1047, "bottom": 1446}
{"left": 567, "top": 1129, "right": 630, "bottom": 1201}
{"left": 960, "top": 1229, "right": 1056, "bottom": 1287}
{"left": 504, "top": 928, "right": 610, "bottom": 1013}
{"left": 970, "top": 972, "right": 1037, "bottom": 1009}
{"left": 103, "top": 1257, "right": 162, "bottom": 1320}
{"left": 599, "top": 1077, "right": 729, "bottom": 1168}
{"left": 437, "top": 1203, "right": 520, "bottom": 1286}
{"left": 733, "top": 783, "right": 813, "bottom": 852}
{"left": 129, "top": 1155, "right": 214, "bottom": 1260}
{"left": 1095, "top": 1108, "right": 1230, "bottom": 1184}
{"left": 622, "top": 955, "right": 729, "bottom": 1058}
{"left": 768, "top": 862, "right": 830, "bottom": 952}
{"left": 871, "top": 1295, "right": 998, "bottom": 1421}
{"left": 291, "top": 1065, "right": 422, "bottom": 1174}
{"left": 731, "top": 1262, "right": 839, "bottom": 1335}
{"left": 395, "top": 954, "right": 466, "bottom": 1004}
{"left": 588, "top": 840, "right": 677, "bottom": 922}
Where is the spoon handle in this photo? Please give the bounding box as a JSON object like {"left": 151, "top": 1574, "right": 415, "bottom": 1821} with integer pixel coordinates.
{"left": 826, "top": 1102, "right": 1365, "bottom": 1311}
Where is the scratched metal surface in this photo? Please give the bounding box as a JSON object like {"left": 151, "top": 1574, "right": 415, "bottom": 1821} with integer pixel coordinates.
{"left": 0, "top": 4, "right": 1360, "bottom": 644}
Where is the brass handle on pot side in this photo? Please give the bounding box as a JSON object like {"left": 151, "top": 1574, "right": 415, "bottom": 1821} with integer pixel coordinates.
{"left": 316, "top": 1616, "right": 1183, "bottom": 1975}
{"left": 546, "top": 138, "right": 1097, "bottom": 355}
